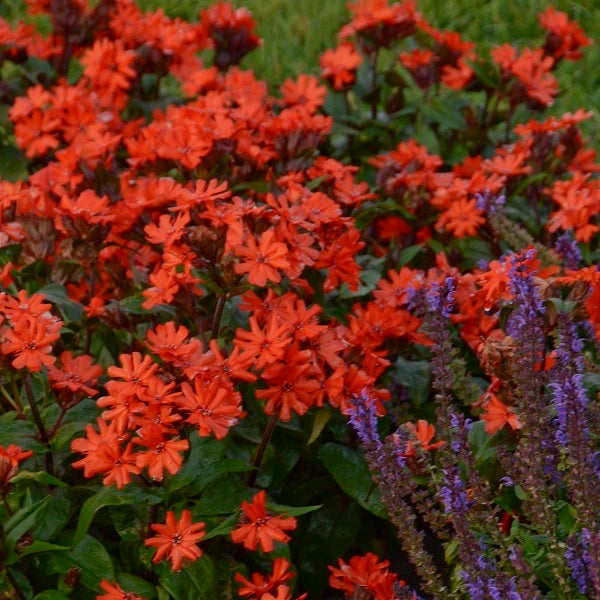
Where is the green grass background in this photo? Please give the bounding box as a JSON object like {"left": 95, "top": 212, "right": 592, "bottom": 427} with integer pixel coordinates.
{"left": 136, "top": 0, "right": 600, "bottom": 124}
{"left": 2, "top": 0, "right": 599, "bottom": 137}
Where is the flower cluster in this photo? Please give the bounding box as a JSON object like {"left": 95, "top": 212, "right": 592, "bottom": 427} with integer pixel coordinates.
{"left": 0, "top": 0, "right": 599, "bottom": 598}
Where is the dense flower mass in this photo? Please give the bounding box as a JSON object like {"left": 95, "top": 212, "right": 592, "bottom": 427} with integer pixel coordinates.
{"left": 0, "top": 0, "right": 599, "bottom": 598}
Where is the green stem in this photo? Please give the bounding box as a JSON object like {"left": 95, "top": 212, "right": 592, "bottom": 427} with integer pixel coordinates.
{"left": 23, "top": 373, "right": 54, "bottom": 476}
{"left": 5, "top": 568, "right": 24, "bottom": 600}
{"left": 211, "top": 294, "right": 227, "bottom": 340}
{"left": 2, "top": 492, "right": 13, "bottom": 517}
{"left": 247, "top": 410, "right": 280, "bottom": 488}
{"left": 0, "top": 384, "right": 21, "bottom": 414}
{"left": 370, "top": 48, "right": 380, "bottom": 120}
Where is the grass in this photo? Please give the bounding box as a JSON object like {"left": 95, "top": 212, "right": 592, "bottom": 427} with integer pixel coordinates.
{"left": 2, "top": 0, "right": 599, "bottom": 140}
{"left": 136, "top": 0, "right": 599, "bottom": 140}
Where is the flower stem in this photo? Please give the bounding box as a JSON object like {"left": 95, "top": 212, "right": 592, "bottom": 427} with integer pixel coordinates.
{"left": 211, "top": 294, "right": 227, "bottom": 340}
{"left": 23, "top": 373, "right": 54, "bottom": 476}
{"left": 5, "top": 568, "right": 24, "bottom": 600}
{"left": 2, "top": 492, "right": 13, "bottom": 516}
{"left": 247, "top": 410, "right": 279, "bottom": 487}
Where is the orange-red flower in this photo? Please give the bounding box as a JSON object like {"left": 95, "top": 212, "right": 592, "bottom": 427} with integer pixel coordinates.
{"left": 48, "top": 351, "right": 103, "bottom": 396}
{"left": 231, "top": 490, "right": 297, "bottom": 552}
{"left": 71, "top": 419, "right": 141, "bottom": 488}
{"left": 145, "top": 509, "right": 206, "bottom": 571}
{"left": 177, "top": 378, "right": 244, "bottom": 439}
{"left": 96, "top": 579, "right": 146, "bottom": 600}
{"left": 133, "top": 424, "right": 189, "bottom": 481}
{"left": 234, "top": 316, "right": 291, "bottom": 370}
{"left": 435, "top": 198, "right": 485, "bottom": 238}
{"left": 234, "top": 230, "right": 290, "bottom": 287}
{"left": 235, "top": 557, "right": 293, "bottom": 598}
{"left": 0, "top": 444, "right": 33, "bottom": 486}
{"left": 81, "top": 38, "right": 136, "bottom": 89}
{"left": 539, "top": 6, "right": 591, "bottom": 61}
{"left": 1, "top": 317, "right": 60, "bottom": 371}
{"left": 280, "top": 74, "right": 326, "bottom": 114}
{"left": 480, "top": 393, "right": 521, "bottom": 435}
{"left": 320, "top": 43, "right": 362, "bottom": 91}
{"left": 399, "top": 420, "right": 445, "bottom": 457}
{"left": 329, "top": 553, "right": 398, "bottom": 600}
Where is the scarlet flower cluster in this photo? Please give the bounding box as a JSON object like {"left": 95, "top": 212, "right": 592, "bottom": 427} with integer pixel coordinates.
{"left": 0, "top": 0, "right": 598, "bottom": 598}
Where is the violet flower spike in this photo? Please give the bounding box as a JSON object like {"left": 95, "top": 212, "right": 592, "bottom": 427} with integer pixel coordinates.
{"left": 347, "top": 389, "right": 380, "bottom": 446}
{"left": 554, "top": 231, "right": 582, "bottom": 270}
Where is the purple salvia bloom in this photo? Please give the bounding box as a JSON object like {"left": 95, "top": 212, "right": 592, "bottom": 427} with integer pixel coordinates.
{"left": 487, "top": 579, "right": 503, "bottom": 600}
{"left": 406, "top": 284, "right": 426, "bottom": 312}
{"left": 475, "top": 190, "right": 506, "bottom": 214}
{"left": 440, "top": 467, "right": 471, "bottom": 514}
{"left": 393, "top": 581, "right": 424, "bottom": 600}
{"left": 554, "top": 231, "right": 582, "bottom": 270}
{"left": 581, "top": 528, "right": 600, "bottom": 596}
{"left": 550, "top": 314, "right": 600, "bottom": 522}
{"left": 565, "top": 529, "right": 600, "bottom": 596}
{"left": 501, "top": 249, "right": 562, "bottom": 533}
{"left": 390, "top": 428, "right": 409, "bottom": 470}
{"left": 459, "top": 571, "right": 486, "bottom": 600}
{"left": 348, "top": 389, "right": 381, "bottom": 446}
{"left": 426, "top": 276, "right": 456, "bottom": 319}
{"left": 506, "top": 249, "right": 545, "bottom": 339}
{"left": 348, "top": 391, "right": 449, "bottom": 598}
{"left": 565, "top": 542, "right": 589, "bottom": 594}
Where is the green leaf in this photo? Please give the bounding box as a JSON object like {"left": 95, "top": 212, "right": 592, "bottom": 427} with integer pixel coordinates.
{"left": 319, "top": 443, "right": 387, "bottom": 518}
{"left": 72, "top": 486, "right": 163, "bottom": 548}
{"left": 69, "top": 534, "right": 114, "bottom": 589}
{"left": 167, "top": 436, "right": 250, "bottom": 495}
{"left": 266, "top": 502, "right": 322, "bottom": 518}
{"left": 18, "top": 541, "right": 69, "bottom": 557}
{"left": 467, "top": 59, "right": 501, "bottom": 89}
{"left": 393, "top": 357, "right": 431, "bottom": 405}
{"left": 323, "top": 90, "right": 348, "bottom": 121}
{"left": 296, "top": 499, "right": 360, "bottom": 596}
{"left": 192, "top": 477, "right": 250, "bottom": 517}
{"left": 34, "top": 592, "right": 71, "bottom": 600}
{"left": 468, "top": 420, "right": 497, "bottom": 462}
{"left": 10, "top": 470, "right": 68, "bottom": 488}
{"left": 52, "top": 421, "right": 89, "bottom": 450}
{"left": 117, "top": 295, "right": 176, "bottom": 317}
{"left": 37, "top": 283, "right": 83, "bottom": 322}
{"left": 0, "top": 146, "right": 28, "bottom": 181}
{"left": 444, "top": 538, "right": 459, "bottom": 563}
{"left": 256, "top": 429, "right": 303, "bottom": 488}
{"left": 157, "top": 555, "right": 218, "bottom": 600}
{"left": 4, "top": 496, "right": 53, "bottom": 564}
{"left": 421, "top": 97, "right": 466, "bottom": 131}
{"left": 202, "top": 513, "right": 239, "bottom": 541}
{"left": 116, "top": 573, "right": 157, "bottom": 599}
{"left": 514, "top": 485, "right": 528, "bottom": 501}
{"left": 33, "top": 488, "right": 71, "bottom": 541}
{"left": 230, "top": 180, "right": 269, "bottom": 193}
{"left": 397, "top": 244, "right": 423, "bottom": 266}
{"left": 6, "top": 568, "right": 34, "bottom": 598}
{"left": 556, "top": 500, "right": 577, "bottom": 534}
{"left": 5, "top": 496, "right": 51, "bottom": 544}
{"left": 455, "top": 236, "right": 494, "bottom": 269}
{"left": 307, "top": 408, "right": 331, "bottom": 445}
{"left": 413, "top": 116, "right": 440, "bottom": 155}
{"left": 338, "top": 267, "right": 382, "bottom": 299}
{"left": 0, "top": 411, "right": 45, "bottom": 453}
